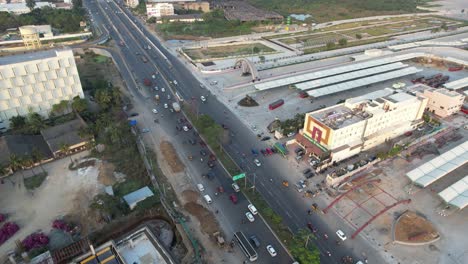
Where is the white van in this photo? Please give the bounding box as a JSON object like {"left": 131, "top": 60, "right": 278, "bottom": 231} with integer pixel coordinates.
{"left": 248, "top": 204, "right": 258, "bottom": 215}
{"left": 197, "top": 184, "right": 205, "bottom": 192}
{"left": 203, "top": 195, "right": 212, "bottom": 204}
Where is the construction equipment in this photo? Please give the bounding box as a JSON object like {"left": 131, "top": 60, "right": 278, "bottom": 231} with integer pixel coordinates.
{"left": 213, "top": 231, "right": 225, "bottom": 247}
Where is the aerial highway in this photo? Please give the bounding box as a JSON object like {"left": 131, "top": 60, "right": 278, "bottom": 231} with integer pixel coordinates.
{"left": 84, "top": 0, "right": 386, "bottom": 263}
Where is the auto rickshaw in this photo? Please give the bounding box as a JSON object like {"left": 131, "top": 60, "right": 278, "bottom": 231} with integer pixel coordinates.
{"left": 188, "top": 155, "right": 193, "bottom": 161}
{"left": 282, "top": 180, "right": 289, "bottom": 187}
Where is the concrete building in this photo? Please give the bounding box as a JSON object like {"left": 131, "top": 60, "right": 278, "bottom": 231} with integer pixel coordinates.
{"left": 0, "top": 2, "right": 56, "bottom": 14}
{"left": 19, "top": 25, "right": 53, "bottom": 50}
{"left": 146, "top": 2, "right": 174, "bottom": 18}
{"left": 0, "top": 49, "right": 84, "bottom": 131}
{"left": 125, "top": 0, "right": 139, "bottom": 8}
{"left": 0, "top": 0, "right": 24, "bottom": 4}
{"left": 175, "top": 1, "right": 209, "bottom": 13}
{"left": 299, "top": 88, "right": 427, "bottom": 163}
{"left": 422, "top": 88, "right": 464, "bottom": 117}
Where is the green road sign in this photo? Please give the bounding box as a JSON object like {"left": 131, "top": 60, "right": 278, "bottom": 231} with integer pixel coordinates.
{"left": 233, "top": 173, "right": 246, "bottom": 181}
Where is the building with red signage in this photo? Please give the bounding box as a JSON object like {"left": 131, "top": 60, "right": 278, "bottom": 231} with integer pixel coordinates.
{"left": 297, "top": 88, "right": 428, "bottom": 163}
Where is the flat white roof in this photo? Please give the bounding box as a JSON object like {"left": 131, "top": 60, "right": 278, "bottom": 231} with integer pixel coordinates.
{"left": 307, "top": 67, "right": 421, "bottom": 98}
{"left": 295, "top": 62, "right": 407, "bottom": 91}
{"left": 406, "top": 141, "right": 468, "bottom": 188}
{"left": 443, "top": 77, "right": 468, "bottom": 90}
{"left": 438, "top": 175, "right": 468, "bottom": 210}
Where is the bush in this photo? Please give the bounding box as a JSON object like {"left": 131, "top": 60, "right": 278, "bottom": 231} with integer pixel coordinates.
{"left": 23, "top": 172, "right": 48, "bottom": 190}
{"left": 22, "top": 232, "right": 49, "bottom": 251}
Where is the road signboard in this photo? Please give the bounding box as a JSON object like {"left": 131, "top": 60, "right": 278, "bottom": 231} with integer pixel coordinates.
{"left": 233, "top": 173, "right": 246, "bottom": 181}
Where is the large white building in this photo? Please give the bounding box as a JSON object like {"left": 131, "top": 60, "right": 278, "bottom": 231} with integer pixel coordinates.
{"left": 146, "top": 2, "right": 174, "bottom": 18}
{"left": 0, "top": 49, "right": 84, "bottom": 131}
{"left": 0, "top": 2, "right": 56, "bottom": 14}
{"left": 298, "top": 88, "right": 428, "bottom": 162}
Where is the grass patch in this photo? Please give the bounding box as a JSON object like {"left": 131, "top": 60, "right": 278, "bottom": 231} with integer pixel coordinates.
{"left": 113, "top": 179, "right": 145, "bottom": 197}
{"left": 183, "top": 43, "right": 275, "bottom": 60}
{"left": 93, "top": 55, "right": 109, "bottom": 64}
{"left": 303, "top": 36, "right": 390, "bottom": 54}
{"left": 23, "top": 172, "right": 48, "bottom": 190}
{"left": 156, "top": 9, "right": 275, "bottom": 40}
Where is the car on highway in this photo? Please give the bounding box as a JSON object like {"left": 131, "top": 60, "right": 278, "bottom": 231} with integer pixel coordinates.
{"left": 183, "top": 126, "right": 189, "bottom": 132}
{"left": 253, "top": 158, "right": 261, "bottom": 167}
{"left": 200, "top": 95, "right": 206, "bottom": 102}
{"left": 140, "top": 128, "right": 149, "bottom": 133}
{"left": 173, "top": 80, "right": 178, "bottom": 85}
{"left": 250, "top": 235, "right": 260, "bottom": 248}
{"left": 161, "top": 87, "right": 166, "bottom": 92}
{"left": 266, "top": 245, "right": 277, "bottom": 257}
{"left": 197, "top": 184, "right": 204, "bottom": 192}
{"left": 164, "top": 103, "right": 168, "bottom": 109}
{"left": 302, "top": 168, "right": 311, "bottom": 175}
{"left": 152, "top": 74, "right": 156, "bottom": 79}
{"left": 229, "top": 194, "right": 238, "bottom": 204}
{"left": 203, "top": 194, "right": 212, "bottom": 204}
{"left": 245, "top": 212, "right": 255, "bottom": 222}
{"left": 232, "top": 182, "right": 240, "bottom": 192}
{"left": 152, "top": 109, "right": 158, "bottom": 114}
{"left": 261, "top": 136, "right": 271, "bottom": 141}
{"left": 167, "top": 94, "right": 171, "bottom": 100}
{"left": 336, "top": 229, "right": 347, "bottom": 241}
{"left": 129, "top": 113, "right": 139, "bottom": 117}
{"left": 248, "top": 204, "right": 258, "bottom": 215}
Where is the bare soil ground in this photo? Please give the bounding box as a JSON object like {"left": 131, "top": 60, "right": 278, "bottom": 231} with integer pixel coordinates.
{"left": 181, "top": 190, "right": 219, "bottom": 236}
{"left": 160, "top": 141, "right": 185, "bottom": 173}
{"left": 394, "top": 211, "right": 439, "bottom": 243}
{"left": 98, "top": 161, "right": 117, "bottom": 186}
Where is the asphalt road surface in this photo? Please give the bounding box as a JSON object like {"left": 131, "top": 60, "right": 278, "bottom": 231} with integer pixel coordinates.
{"left": 84, "top": 0, "right": 296, "bottom": 263}
{"left": 85, "top": 0, "right": 384, "bottom": 263}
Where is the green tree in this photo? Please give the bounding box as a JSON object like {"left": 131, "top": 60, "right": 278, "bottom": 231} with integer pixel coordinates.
{"left": 290, "top": 229, "right": 320, "bottom": 264}
{"left": 9, "top": 115, "right": 27, "bottom": 131}
{"left": 95, "top": 89, "right": 112, "bottom": 109}
{"left": 31, "top": 148, "right": 46, "bottom": 174}
{"left": 147, "top": 17, "right": 157, "bottom": 24}
{"left": 326, "top": 41, "right": 335, "bottom": 50}
{"left": 59, "top": 143, "right": 72, "bottom": 163}
{"left": 259, "top": 55, "right": 265, "bottom": 63}
{"left": 26, "top": 0, "right": 36, "bottom": 11}
{"left": 441, "top": 22, "right": 448, "bottom": 31}
{"left": 27, "top": 112, "right": 46, "bottom": 134}
{"left": 252, "top": 46, "right": 260, "bottom": 54}
{"left": 72, "top": 0, "right": 83, "bottom": 10}
{"left": 51, "top": 100, "right": 70, "bottom": 116}
{"left": 71, "top": 96, "right": 88, "bottom": 113}
{"left": 355, "top": 33, "right": 362, "bottom": 39}
{"left": 338, "top": 38, "right": 348, "bottom": 46}
{"left": 9, "top": 154, "right": 25, "bottom": 179}
{"left": 0, "top": 164, "right": 9, "bottom": 176}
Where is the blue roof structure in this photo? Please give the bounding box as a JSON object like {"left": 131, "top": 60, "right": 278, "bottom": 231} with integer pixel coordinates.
{"left": 123, "top": 186, "right": 154, "bottom": 210}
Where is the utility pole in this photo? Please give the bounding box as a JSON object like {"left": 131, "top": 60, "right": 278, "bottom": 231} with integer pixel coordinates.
{"left": 251, "top": 173, "right": 256, "bottom": 191}
{"left": 305, "top": 234, "right": 311, "bottom": 248}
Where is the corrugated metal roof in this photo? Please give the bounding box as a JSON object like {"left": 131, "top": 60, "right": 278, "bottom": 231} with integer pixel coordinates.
{"left": 307, "top": 67, "right": 421, "bottom": 97}
{"left": 296, "top": 62, "right": 407, "bottom": 90}
{"left": 443, "top": 77, "right": 468, "bottom": 90}
{"left": 406, "top": 141, "right": 468, "bottom": 188}
{"left": 123, "top": 186, "right": 154, "bottom": 209}
{"left": 438, "top": 175, "right": 468, "bottom": 210}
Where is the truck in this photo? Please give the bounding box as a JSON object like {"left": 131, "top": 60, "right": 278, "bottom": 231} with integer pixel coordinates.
{"left": 172, "top": 102, "right": 181, "bottom": 112}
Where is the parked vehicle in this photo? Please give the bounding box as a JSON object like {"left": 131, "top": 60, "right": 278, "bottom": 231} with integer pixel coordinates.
{"left": 197, "top": 184, "right": 205, "bottom": 192}
{"left": 203, "top": 195, "right": 212, "bottom": 204}
{"left": 248, "top": 204, "right": 258, "bottom": 215}
{"left": 232, "top": 182, "right": 240, "bottom": 192}
{"left": 250, "top": 235, "right": 260, "bottom": 248}
{"left": 246, "top": 212, "right": 255, "bottom": 222}
{"left": 229, "top": 194, "right": 238, "bottom": 204}
{"left": 269, "top": 99, "right": 284, "bottom": 110}
{"left": 172, "top": 102, "right": 181, "bottom": 112}
{"left": 266, "top": 245, "right": 277, "bottom": 257}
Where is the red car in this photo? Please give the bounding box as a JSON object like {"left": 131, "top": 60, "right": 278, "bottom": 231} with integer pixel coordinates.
{"left": 209, "top": 154, "right": 217, "bottom": 161}
{"left": 266, "top": 148, "right": 273, "bottom": 155}
{"left": 229, "top": 194, "right": 238, "bottom": 204}
{"left": 299, "top": 91, "right": 309, "bottom": 98}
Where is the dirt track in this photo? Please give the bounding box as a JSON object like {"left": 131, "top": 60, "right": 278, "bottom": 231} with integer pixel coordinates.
{"left": 160, "top": 141, "right": 185, "bottom": 173}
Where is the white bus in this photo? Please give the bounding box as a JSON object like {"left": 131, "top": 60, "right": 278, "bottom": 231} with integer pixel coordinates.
{"left": 234, "top": 231, "right": 258, "bottom": 262}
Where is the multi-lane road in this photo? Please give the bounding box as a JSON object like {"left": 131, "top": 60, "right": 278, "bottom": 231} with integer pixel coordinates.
{"left": 84, "top": 0, "right": 385, "bottom": 263}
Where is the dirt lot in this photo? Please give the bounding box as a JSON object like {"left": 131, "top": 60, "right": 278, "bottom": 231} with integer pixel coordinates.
{"left": 394, "top": 211, "right": 439, "bottom": 243}
{"left": 160, "top": 141, "right": 185, "bottom": 173}
{"left": 182, "top": 190, "right": 219, "bottom": 236}
{"left": 0, "top": 152, "right": 103, "bottom": 256}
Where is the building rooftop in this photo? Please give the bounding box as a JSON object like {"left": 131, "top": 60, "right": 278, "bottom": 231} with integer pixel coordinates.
{"left": 122, "top": 186, "right": 154, "bottom": 209}
{"left": 0, "top": 135, "right": 53, "bottom": 166}
{"left": 310, "top": 104, "right": 367, "bottom": 130}
{"left": 0, "top": 48, "right": 72, "bottom": 66}
{"left": 40, "top": 118, "right": 89, "bottom": 153}
{"left": 115, "top": 227, "right": 176, "bottom": 264}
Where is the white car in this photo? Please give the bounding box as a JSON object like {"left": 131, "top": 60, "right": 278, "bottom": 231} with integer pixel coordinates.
{"left": 152, "top": 109, "right": 158, "bottom": 114}
{"left": 151, "top": 75, "right": 156, "bottom": 79}
{"left": 173, "top": 80, "right": 178, "bottom": 85}
{"left": 336, "top": 229, "right": 347, "bottom": 241}
{"left": 154, "top": 86, "right": 159, "bottom": 91}
{"left": 266, "top": 245, "right": 277, "bottom": 257}
{"left": 197, "top": 183, "right": 204, "bottom": 192}
{"left": 161, "top": 87, "right": 166, "bottom": 92}
{"left": 248, "top": 204, "right": 258, "bottom": 215}
{"left": 167, "top": 94, "right": 171, "bottom": 100}
{"left": 253, "top": 158, "right": 261, "bottom": 167}
{"left": 164, "top": 103, "right": 168, "bottom": 109}
{"left": 245, "top": 212, "right": 255, "bottom": 222}
{"left": 200, "top": 96, "right": 206, "bottom": 102}
{"left": 232, "top": 182, "right": 240, "bottom": 192}
{"left": 183, "top": 126, "right": 189, "bottom": 132}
